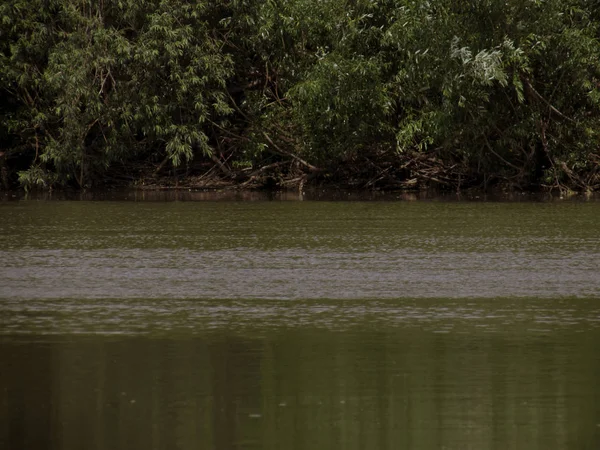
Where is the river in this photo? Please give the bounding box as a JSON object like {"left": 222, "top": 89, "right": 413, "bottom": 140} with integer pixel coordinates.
{"left": 1, "top": 191, "right": 599, "bottom": 449}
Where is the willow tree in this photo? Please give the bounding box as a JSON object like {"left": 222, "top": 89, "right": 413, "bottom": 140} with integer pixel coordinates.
{"left": 1, "top": 0, "right": 232, "bottom": 189}
{"left": 283, "top": 0, "right": 600, "bottom": 189}
{"left": 2, "top": 0, "right": 600, "bottom": 191}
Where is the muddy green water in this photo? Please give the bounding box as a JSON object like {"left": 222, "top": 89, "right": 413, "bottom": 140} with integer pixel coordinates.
{"left": 1, "top": 195, "right": 600, "bottom": 450}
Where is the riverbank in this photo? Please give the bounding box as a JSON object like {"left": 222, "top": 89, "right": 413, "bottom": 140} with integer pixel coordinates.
{"left": 26, "top": 148, "right": 594, "bottom": 195}
{"left": 3, "top": 184, "right": 598, "bottom": 204}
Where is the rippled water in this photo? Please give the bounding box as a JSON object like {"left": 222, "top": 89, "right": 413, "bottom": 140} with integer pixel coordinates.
{"left": 1, "top": 194, "right": 600, "bottom": 450}
{"left": 2, "top": 198, "right": 600, "bottom": 300}
{"left": 2, "top": 297, "right": 600, "bottom": 336}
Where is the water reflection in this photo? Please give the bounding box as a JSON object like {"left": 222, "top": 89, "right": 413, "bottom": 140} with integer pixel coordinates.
{"left": 3, "top": 188, "right": 600, "bottom": 203}
{"left": 2, "top": 318, "right": 600, "bottom": 450}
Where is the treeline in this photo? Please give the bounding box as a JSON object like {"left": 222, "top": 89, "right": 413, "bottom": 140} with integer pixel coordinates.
{"left": 2, "top": 0, "right": 600, "bottom": 191}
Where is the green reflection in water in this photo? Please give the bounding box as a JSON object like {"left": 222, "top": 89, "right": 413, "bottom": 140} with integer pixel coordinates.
{"left": 2, "top": 318, "right": 600, "bottom": 450}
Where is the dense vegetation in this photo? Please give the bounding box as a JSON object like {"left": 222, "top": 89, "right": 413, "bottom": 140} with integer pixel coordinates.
{"left": 2, "top": 0, "right": 600, "bottom": 192}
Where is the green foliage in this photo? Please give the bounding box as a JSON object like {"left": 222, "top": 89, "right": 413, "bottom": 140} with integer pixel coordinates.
{"left": 2, "top": 0, "right": 232, "bottom": 189}
{"left": 2, "top": 0, "right": 600, "bottom": 190}
{"left": 290, "top": 54, "right": 393, "bottom": 159}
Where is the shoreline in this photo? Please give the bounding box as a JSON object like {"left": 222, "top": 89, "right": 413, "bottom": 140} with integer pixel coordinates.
{"left": 2, "top": 183, "right": 597, "bottom": 203}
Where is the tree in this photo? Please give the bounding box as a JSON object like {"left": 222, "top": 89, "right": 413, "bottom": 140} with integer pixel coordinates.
{"left": 2, "top": 0, "right": 232, "bottom": 189}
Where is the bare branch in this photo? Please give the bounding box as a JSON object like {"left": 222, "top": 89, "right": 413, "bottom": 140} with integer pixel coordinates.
{"left": 523, "top": 78, "right": 575, "bottom": 123}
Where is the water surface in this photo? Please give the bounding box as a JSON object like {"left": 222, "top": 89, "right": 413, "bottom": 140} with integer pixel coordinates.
{"left": 1, "top": 195, "right": 600, "bottom": 449}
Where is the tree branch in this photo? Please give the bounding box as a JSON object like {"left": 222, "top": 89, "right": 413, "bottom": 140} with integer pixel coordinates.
{"left": 523, "top": 78, "right": 575, "bottom": 123}
{"left": 261, "top": 131, "right": 320, "bottom": 172}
